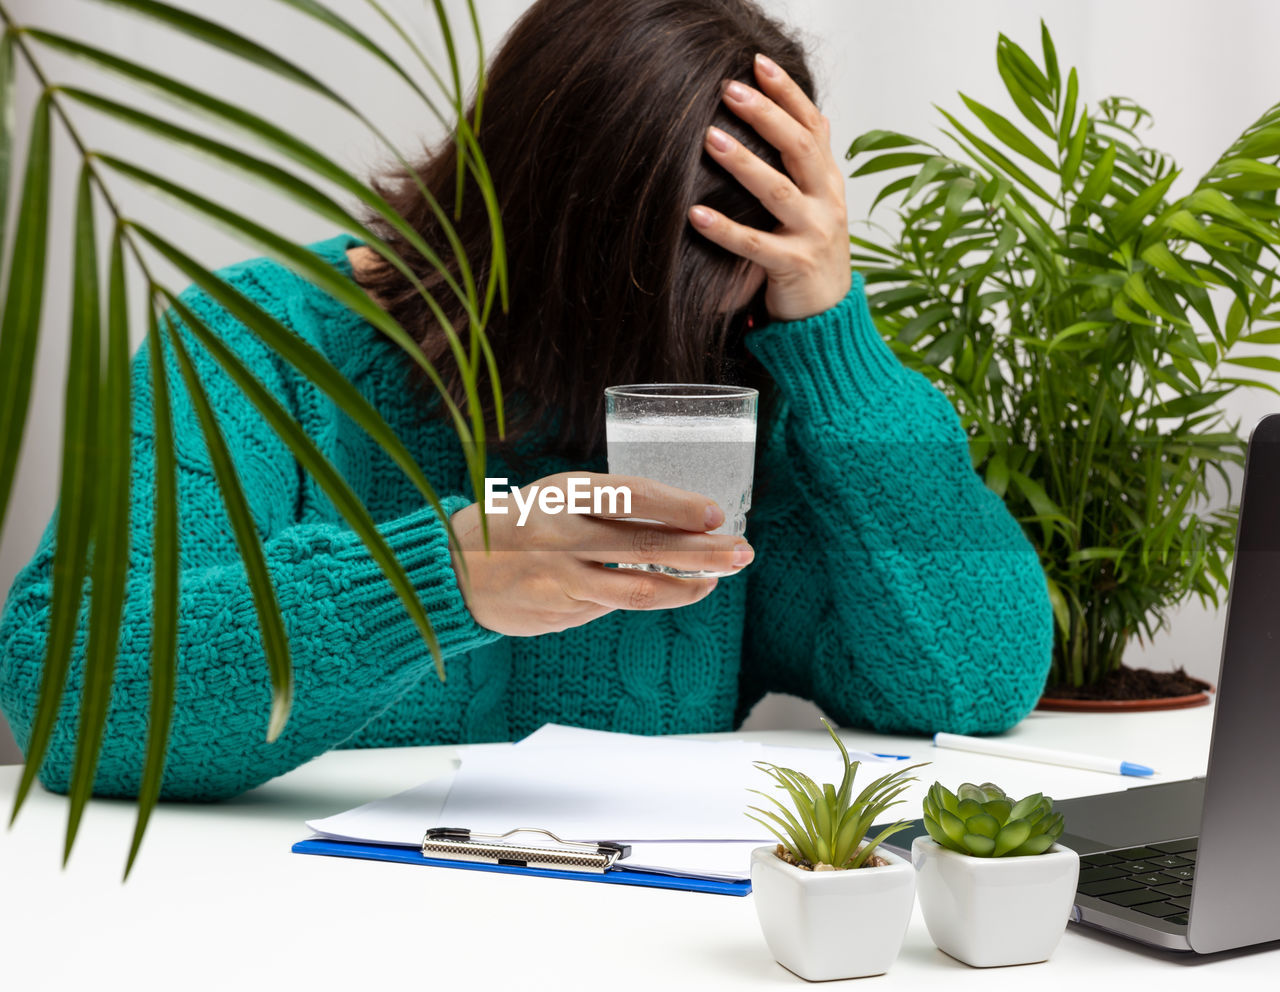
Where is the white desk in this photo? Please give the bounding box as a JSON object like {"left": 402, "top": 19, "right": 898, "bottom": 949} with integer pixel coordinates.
{"left": 3, "top": 705, "right": 1276, "bottom": 990}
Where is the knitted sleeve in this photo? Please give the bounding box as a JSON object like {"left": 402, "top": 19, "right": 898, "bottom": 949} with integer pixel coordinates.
{"left": 736, "top": 274, "right": 1053, "bottom": 734}
{"left": 0, "top": 266, "right": 498, "bottom": 801}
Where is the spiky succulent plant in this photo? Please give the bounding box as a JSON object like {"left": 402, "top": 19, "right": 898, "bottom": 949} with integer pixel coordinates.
{"left": 923, "top": 782, "right": 1065, "bottom": 857}
{"left": 746, "top": 719, "right": 926, "bottom": 870}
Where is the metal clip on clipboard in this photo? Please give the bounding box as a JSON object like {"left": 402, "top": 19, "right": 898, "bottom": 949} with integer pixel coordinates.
{"left": 422, "top": 827, "right": 632, "bottom": 874}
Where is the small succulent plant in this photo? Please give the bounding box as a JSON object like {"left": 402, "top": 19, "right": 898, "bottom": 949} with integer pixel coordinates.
{"left": 923, "top": 782, "right": 1065, "bottom": 857}
{"left": 747, "top": 719, "right": 926, "bottom": 870}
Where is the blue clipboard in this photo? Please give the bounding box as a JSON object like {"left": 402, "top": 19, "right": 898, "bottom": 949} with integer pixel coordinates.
{"left": 292, "top": 837, "right": 752, "bottom": 896}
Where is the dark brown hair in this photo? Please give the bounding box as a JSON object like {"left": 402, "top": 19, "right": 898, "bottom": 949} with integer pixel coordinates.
{"left": 358, "top": 0, "right": 814, "bottom": 457}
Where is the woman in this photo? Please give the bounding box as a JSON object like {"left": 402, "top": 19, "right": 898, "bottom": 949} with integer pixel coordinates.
{"left": 0, "top": 0, "right": 1052, "bottom": 801}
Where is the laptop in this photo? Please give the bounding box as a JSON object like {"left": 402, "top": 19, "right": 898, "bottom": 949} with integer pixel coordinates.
{"left": 887, "top": 412, "right": 1280, "bottom": 954}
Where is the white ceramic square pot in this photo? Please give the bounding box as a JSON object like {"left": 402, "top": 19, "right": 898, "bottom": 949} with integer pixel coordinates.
{"left": 912, "top": 836, "right": 1080, "bottom": 968}
{"left": 750, "top": 845, "right": 915, "bottom": 981}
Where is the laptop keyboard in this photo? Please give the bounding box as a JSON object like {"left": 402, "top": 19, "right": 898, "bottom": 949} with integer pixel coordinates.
{"left": 1077, "top": 838, "right": 1198, "bottom": 927}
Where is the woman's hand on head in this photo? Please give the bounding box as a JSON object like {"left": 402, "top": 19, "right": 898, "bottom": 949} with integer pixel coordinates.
{"left": 448, "top": 472, "right": 754, "bottom": 637}
{"left": 689, "top": 53, "right": 851, "bottom": 323}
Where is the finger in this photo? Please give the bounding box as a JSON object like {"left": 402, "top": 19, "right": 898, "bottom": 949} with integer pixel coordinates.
{"left": 570, "top": 472, "right": 727, "bottom": 531}
{"left": 704, "top": 124, "right": 807, "bottom": 228}
{"left": 546, "top": 590, "right": 615, "bottom": 631}
{"left": 580, "top": 568, "right": 720, "bottom": 613}
{"left": 688, "top": 203, "right": 790, "bottom": 271}
{"left": 575, "top": 519, "right": 753, "bottom": 573}
{"left": 721, "top": 78, "right": 829, "bottom": 194}
{"left": 752, "top": 53, "right": 828, "bottom": 141}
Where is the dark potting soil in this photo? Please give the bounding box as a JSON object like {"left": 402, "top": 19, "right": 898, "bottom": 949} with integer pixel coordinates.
{"left": 1042, "top": 665, "right": 1212, "bottom": 701}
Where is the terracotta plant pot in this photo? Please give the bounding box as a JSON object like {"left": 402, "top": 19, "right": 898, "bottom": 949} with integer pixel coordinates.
{"left": 912, "top": 837, "right": 1079, "bottom": 967}
{"left": 750, "top": 845, "right": 915, "bottom": 981}
{"left": 1038, "top": 666, "right": 1214, "bottom": 713}
{"left": 1036, "top": 692, "right": 1210, "bottom": 713}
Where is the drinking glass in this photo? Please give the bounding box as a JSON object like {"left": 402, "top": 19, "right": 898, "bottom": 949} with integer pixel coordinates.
{"left": 604, "top": 383, "right": 758, "bottom": 578}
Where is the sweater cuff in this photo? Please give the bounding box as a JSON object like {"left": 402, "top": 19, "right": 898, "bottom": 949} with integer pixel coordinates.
{"left": 746, "top": 273, "right": 905, "bottom": 422}
{"left": 334, "top": 495, "right": 500, "bottom": 661}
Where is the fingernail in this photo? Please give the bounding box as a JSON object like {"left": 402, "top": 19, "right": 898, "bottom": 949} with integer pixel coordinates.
{"left": 706, "top": 125, "right": 733, "bottom": 152}
{"left": 704, "top": 503, "right": 725, "bottom": 529}
{"left": 689, "top": 205, "right": 715, "bottom": 229}
{"left": 755, "top": 53, "right": 780, "bottom": 77}
{"left": 733, "top": 543, "right": 754, "bottom": 567}
{"left": 724, "top": 80, "right": 751, "bottom": 103}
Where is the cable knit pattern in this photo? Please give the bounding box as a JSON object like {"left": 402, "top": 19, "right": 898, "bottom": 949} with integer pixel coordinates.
{"left": 739, "top": 272, "right": 1054, "bottom": 733}
{"left": 0, "top": 237, "right": 1052, "bottom": 801}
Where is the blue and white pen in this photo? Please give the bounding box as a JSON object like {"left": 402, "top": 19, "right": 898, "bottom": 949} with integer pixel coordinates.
{"left": 932, "top": 732, "right": 1155, "bottom": 777}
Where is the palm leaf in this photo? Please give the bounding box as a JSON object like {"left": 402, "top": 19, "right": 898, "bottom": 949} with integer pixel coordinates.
{"left": 311, "top": 0, "right": 509, "bottom": 414}
{"left": 0, "top": 92, "right": 51, "bottom": 535}
{"left": 161, "top": 309, "right": 294, "bottom": 743}
{"left": 428, "top": 0, "right": 468, "bottom": 217}
{"left": 3, "top": 0, "right": 504, "bottom": 873}
{"left": 28, "top": 18, "right": 507, "bottom": 460}
{"left": 162, "top": 290, "right": 446, "bottom": 677}
{"left": 3, "top": 0, "right": 503, "bottom": 877}
{"left": 93, "top": 0, "right": 348, "bottom": 104}
{"left": 28, "top": 29, "right": 478, "bottom": 320}
{"left": 82, "top": 0, "right": 490, "bottom": 352}
{"left": 51, "top": 80, "right": 466, "bottom": 505}
{"left": 277, "top": 0, "right": 452, "bottom": 128}
{"left": 125, "top": 223, "right": 467, "bottom": 567}
{"left": 125, "top": 302, "right": 179, "bottom": 878}
{"left": 66, "top": 171, "right": 132, "bottom": 861}
{"left": 0, "top": 28, "right": 14, "bottom": 258}
{"left": 9, "top": 127, "right": 85, "bottom": 822}
{"left": 102, "top": 160, "right": 488, "bottom": 500}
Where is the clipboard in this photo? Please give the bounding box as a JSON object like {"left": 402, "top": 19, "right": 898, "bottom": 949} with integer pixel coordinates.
{"left": 292, "top": 826, "right": 752, "bottom": 896}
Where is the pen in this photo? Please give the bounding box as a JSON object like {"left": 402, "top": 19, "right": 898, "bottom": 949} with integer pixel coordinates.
{"left": 932, "top": 732, "right": 1155, "bottom": 777}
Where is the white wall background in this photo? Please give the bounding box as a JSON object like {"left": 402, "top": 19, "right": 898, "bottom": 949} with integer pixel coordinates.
{"left": 3, "top": 0, "right": 1280, "bottom": 762}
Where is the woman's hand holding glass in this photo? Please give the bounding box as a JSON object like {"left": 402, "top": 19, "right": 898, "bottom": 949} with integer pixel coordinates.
{"left": 689, "top": 52, "right": 851, "bottom": 322}
{"left": 449, "top": 56, "right": 841, "bottom": 638}
{"left": 449, "top": 473, "right": 754, "bottom": 637}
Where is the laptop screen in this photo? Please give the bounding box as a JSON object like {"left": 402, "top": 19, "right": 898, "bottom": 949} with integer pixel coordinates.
{"left": 1189, "top": 413, "right": 1280, "bottom": 953}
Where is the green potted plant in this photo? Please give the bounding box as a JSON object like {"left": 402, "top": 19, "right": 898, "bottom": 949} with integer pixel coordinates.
{"left": 746, "top": 719, "right": 925, "bottom": 981}
{"left": 914, "top": 782, "right": 1078, "bottom": 967}
{"left": 846, "top": 23, "right": 1280, "bottom": 706}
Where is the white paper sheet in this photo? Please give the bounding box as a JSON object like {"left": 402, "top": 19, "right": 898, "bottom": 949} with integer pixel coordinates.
{"left": 306, "top": 775, "right": 456, "bottom": 846}
{"left": 614, "top": 841, "right": 765, "bottom": 879}
{"left": 437, "top": 728, "right": 893, "bottom": 842}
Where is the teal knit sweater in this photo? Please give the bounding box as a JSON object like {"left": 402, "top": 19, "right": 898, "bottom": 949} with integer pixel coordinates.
{"left": 0, "top": 234, "right": 1052, "bottom": 801}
